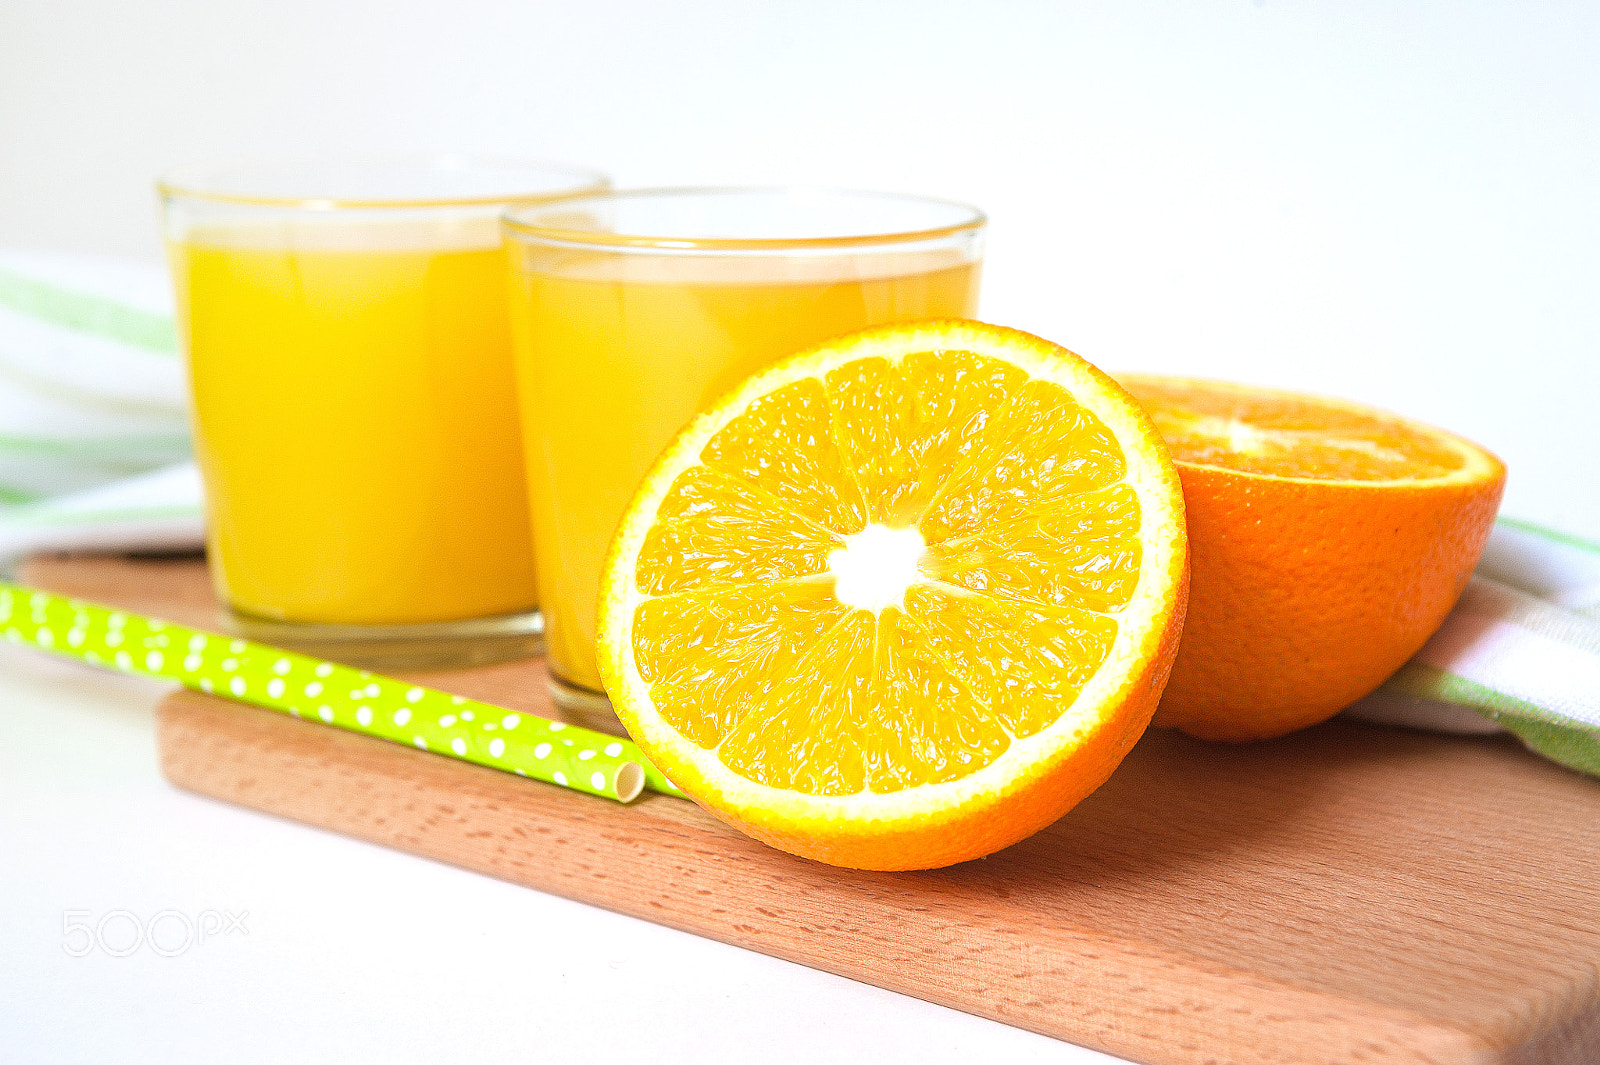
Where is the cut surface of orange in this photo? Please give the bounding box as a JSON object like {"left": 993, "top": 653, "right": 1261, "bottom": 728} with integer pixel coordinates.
{"left": 1116, "top": 374, "right": 1506, "bottom": 742}
{"left": 598, "top": 321, "right": 1188, "bottom": 870}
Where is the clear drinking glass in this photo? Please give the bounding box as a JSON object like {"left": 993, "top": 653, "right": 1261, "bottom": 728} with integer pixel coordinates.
{"left": 160, "top": 154, "right": 608, "bottom": 668}
{"left": 503, "top": 187, "right": 985, "bottom": 726}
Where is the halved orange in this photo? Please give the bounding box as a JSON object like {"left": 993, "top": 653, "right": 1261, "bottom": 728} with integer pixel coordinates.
{"left": 597, "top": 321, "right": 1189, "bottom": 870}
{"left": 1116, "top": 374, "right": 1506, "bottom": 742}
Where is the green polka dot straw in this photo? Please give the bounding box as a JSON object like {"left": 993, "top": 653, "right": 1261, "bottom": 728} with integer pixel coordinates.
{"left": 0, "top": 581, "right": 686, "bottom": 803}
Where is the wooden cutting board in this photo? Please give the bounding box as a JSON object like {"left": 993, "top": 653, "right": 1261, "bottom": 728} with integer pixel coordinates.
{"left": 20, "top": 553, "right": 1600, "bottom": 1065}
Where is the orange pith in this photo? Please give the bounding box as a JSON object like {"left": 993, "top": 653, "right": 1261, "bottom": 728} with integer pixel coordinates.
{"left": 599, "top": 322, "right": 1188, "bottom": 870}
{"left": 1117, "top": 374, "right": 1506, "bottom": 743}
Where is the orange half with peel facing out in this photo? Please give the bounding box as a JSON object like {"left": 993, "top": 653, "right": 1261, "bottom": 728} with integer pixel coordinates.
{"left": 597, "top": 321, "right": 1188, "bottom": 870}
{"left": 1116, "top": 374, "right": 1506, "bottom": 743}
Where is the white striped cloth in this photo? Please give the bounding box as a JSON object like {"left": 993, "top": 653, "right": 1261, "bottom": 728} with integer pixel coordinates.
{"left": 0, "top": 249, "right": 202, "bottom": 559}
{"left": 1348, "top": 519, "right": 1600, "bottom": 776}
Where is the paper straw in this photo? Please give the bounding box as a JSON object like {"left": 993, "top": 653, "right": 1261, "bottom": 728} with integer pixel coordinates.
{"left": 0, "top": 581, "right": 687, "bottom": 804}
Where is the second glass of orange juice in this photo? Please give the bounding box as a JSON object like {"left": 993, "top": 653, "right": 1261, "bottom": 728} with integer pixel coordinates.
{"left": 161, "top": 155, "right": 608, "bottom": 667}
{"left": 503, "top": 188, "right": 985, "bottom": 722}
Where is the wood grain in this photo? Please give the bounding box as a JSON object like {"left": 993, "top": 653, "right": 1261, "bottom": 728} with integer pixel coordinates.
{"left": 25, "top": 553, "right": 1600, "bottom": 1065}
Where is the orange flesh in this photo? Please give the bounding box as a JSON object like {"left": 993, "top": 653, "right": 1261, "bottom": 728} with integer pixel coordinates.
{"left": 1123, "top": 378, "right": 1469, "bottom": 482}
{"left": 627, "top": 349, "right": 1140, "bottom": 796}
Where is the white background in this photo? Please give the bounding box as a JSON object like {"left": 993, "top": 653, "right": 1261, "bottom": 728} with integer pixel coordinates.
{"left": 2, "top": 3, "right": 1597, "bottom": 1063}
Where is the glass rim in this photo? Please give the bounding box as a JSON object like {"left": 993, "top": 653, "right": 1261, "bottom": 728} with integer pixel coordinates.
{"left": 501, "top": 186, "right": 987, "bottom": 252}
{"left": 156, "top": 152, "right": 610, "bottom": 210}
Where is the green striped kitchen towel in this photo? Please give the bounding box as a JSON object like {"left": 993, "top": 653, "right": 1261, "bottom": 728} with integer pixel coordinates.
{"left": 0, "top": 461, "right": 202, "bottom": 559}
{"left": 1348, "top": 518, "right": 1600, "bottom": 777}
{"left": 0, "top": 250, "right": 201, "bottom": 558}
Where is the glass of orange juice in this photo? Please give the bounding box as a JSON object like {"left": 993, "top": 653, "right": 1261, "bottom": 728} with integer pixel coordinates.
{"left": 503, "top": 187, "right": 985, "bottom": 724}
{"left": 159, "top": 154, "right": 608, "bottom": 668}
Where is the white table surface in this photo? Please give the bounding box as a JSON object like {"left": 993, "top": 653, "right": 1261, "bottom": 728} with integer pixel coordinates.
{"left": 0, "top": 641, "right": 1124, "bottom": 1065}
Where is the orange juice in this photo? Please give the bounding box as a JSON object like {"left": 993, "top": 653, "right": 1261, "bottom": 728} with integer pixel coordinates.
{"left": 172, "top": 233, "right": 538, "bottom": 625}
{"left": 508, "top": 258, "right": 980, "bottom": 692}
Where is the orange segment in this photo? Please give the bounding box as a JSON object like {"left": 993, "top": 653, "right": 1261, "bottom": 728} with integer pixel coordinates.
{"left": 631, "top": 581, "right": 846, "bottom": 748}
{"left": 920, "top": 378, "right": 1126, "bottom": 541}
{"left": 922, "top": 484, "right": 1144, "bottom": 611}
{"left": 599, "top": 321, "right": 1188, "bottom": 870}
{"left": 633, "top": 467, "right": 839, "bottom": 594}
{"left": 1117, "top": 374, "right": 1505, "bottom": 742}
{"left": 824, "top": 350, "right": 1025, "bottom": 526}
{"left": 902, "top": 586, "right": 1119, "bottom": 740}
{"left": 699, "top": 377, "right": 868, "bottom": 533}
{"left": 718, "top": 609, "right": 882, "bottom": 796}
